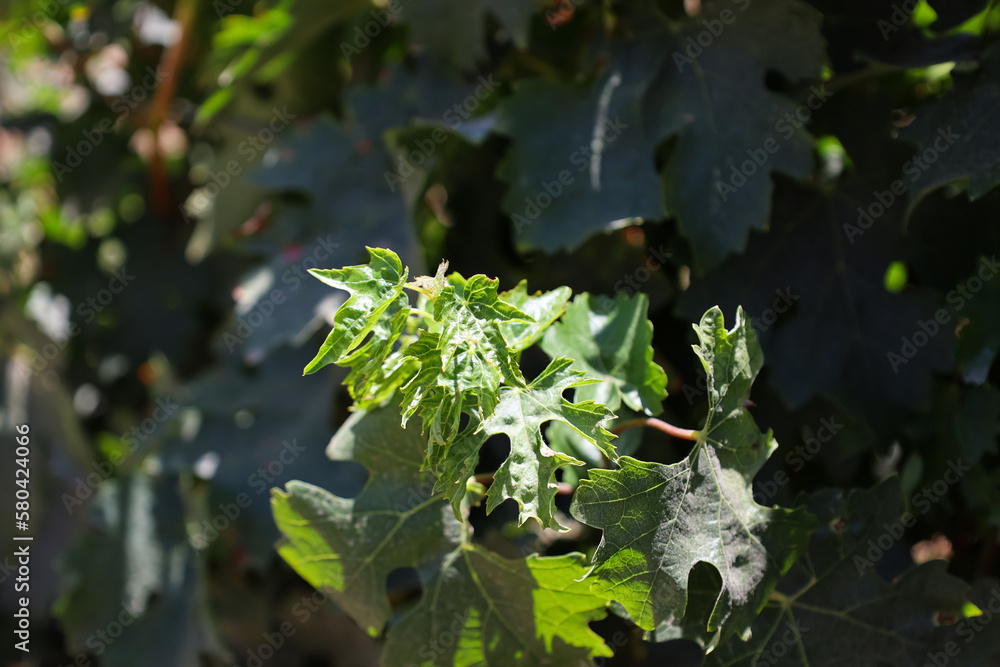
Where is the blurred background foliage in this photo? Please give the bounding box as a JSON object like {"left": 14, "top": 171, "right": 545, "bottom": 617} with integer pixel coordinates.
{"left": 1, "top": 0, "right": 1000, "bottom": 664}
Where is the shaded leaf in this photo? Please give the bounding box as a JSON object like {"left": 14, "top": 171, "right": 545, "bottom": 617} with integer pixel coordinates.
{"left": 706, "top": 479, "right": 1000, "bottom": 666}
{"left": 645, "top": 0, "right": 826, "bottom": 270}
{"left": 902, "top": 47, "right": 1000, "bottom": 208}
{"left": 400, "top": 0, "right": 542, "bottom": 69}
{"left": 272, "top": 405, "right": 464, "bottom": 634}
{"left": 382, "top": 547, "right": 608, "bottom": 666}
{"left": 496, "top": 39, "right": 666, "bottom": 253}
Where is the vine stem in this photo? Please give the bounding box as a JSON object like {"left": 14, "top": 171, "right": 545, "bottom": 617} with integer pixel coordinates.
{"left": 612, "top": 418, "right": 700, "bottom": 441}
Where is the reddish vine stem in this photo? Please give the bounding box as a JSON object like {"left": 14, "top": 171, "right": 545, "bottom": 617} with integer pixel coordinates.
{"left": 612, "top": 418, "right": 700, "bottom": 441}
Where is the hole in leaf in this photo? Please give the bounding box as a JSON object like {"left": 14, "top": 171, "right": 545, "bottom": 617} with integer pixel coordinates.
{"left": 251, "top": 82, "right": 275, "bottom": 100}
{"left": 386, "top": 566, "right": 423, "bottom": 613}
{"left": 764, "top": 69, "right": 792, "bottom": 93}
{"left": 324, "top": 460, "right": 368, "bottom": 499}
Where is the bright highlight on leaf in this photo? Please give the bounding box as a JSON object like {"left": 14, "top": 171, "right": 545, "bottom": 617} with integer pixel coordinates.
{"left": 272, "top": 405, "right": 613, "bottom": 664}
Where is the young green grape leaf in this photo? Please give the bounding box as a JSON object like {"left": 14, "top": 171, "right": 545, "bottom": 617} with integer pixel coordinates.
{"left": 571, "top": 307, "right": 816, "bottom": 640}
{"left": 427, "top": 410, "right": 490, "bottom": 521}
{"left": 705, "top": 478, "right": 1000, "bottom": 666}
{"left": 499, "top": 280, "right": 573, "bottom": 351}
{"left": 339, "top": 305, "right": 418, "bottom": 409}
{"left": 528, "top": 552, "right": 615, "bottom": 657}
{"left": 433, "top": 274, "right": 534, "bottom": 389}
{"left": 399, "top": 275, "right": 535, "bottom": 451}
{"left": 302, "top": 247, "right": 409, "bottom": 375}
{"left": 383, "top": 547, "right": 609, "bottom": 666}
{"left": 481, "top": 357, "right": 617, "bottom": 531}
{"left": 540, "top": 292, "right": 668, "bottom": 416}
{"left": 271, "top": 405, "right": 463, "bottom": 635}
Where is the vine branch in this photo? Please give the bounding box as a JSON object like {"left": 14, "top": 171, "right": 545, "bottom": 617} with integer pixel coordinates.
{"left": 612, "top": 418, "right": 700, "bottom": 441}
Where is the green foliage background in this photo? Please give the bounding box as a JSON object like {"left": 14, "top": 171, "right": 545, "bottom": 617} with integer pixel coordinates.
{"left": 2, "top": 0, "right": 1000, "bottom": 664}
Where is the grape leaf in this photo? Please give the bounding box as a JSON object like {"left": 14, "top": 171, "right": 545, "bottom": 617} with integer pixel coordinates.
{"left": 677, "top": 182, "right": 954, "bottom": 433}
{"left": 272, "top": 407, "right": 612, "bottom": 663}
{"left": 499, "top": 280, "right": 573, "bottom": 352}
{"left": 433, "top": 274, "right": 534, "bottom": 390}
{"left": 55, "top": 472, "right": 224, "bottom": 667}
{"left": 570, "top": 307, "right": 815, "bottom": 640}
{"left": 540, "top": 292, "right": 668, "bottom": 416}
{"left": 705, "top": 478, "right": 1000, "bottom": 666}
{"left": 340, "top": 306, "right": 418, "bottom": 409}
{"left": 480, "top": 357, "right": 617, "bottom": 531}
{"left": 399, "top": 273, "right": 535, "bottom": 448}
{"left": 938, "top": 385, "right": 1000, "bottom": 464}
{"left": 496, "top": 1, "right": 825, "bottom": 267}
{"left": 271, "top": 405, "right": 463, "bottom": 634}
{"left": 645, "top": 0, "right": 826, "bottom": 271}
{"left": 902, "top": 46, "right": 1000, "bottom": 209}
{"left": 164, "top": 342, "right": 349, "bottom": 564}
{"left": 954, "top": 262, "right": 1000, "bottom": 384}
{"left": 400, "top": 0, "right": 542, "bottom": 70}
{"left": 495, "top": 38, "right": 666, "bottom": 254}
{"left": 383, "top": 548, "right": 610, "bottom": 666}
{"left": 302, "top": 247, "right": 409, "bottom": 375}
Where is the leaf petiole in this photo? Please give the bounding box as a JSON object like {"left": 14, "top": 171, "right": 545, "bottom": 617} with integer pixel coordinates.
{"left": 612, "top": 417, "right": 700, "bottom": 441}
